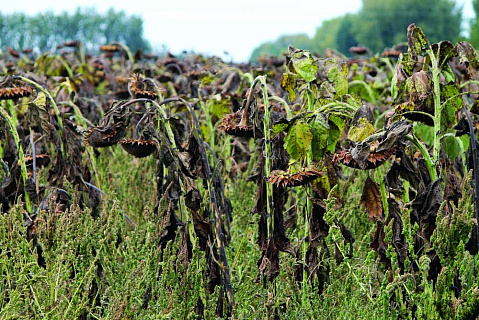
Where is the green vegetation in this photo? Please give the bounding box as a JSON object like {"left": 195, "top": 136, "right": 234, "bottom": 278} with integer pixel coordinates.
{"left": 250, "top": 0, "right": 463, "bottom": 60}
{"left": 1, "top": 25, "right": 479, "bottom": 319}
{"left": 0, "top": 8, "right": 150, "bottom": 53}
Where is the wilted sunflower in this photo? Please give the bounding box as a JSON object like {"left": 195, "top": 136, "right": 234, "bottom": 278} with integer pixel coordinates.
{"left": 120, "top": 138, "right": 157, "bottom": 158}
{"left": 86, "top": 127, "right": 126, "bottom": 148}
{"left": 100, "top": 44, "right": 121, "bottom": 52}
{"left": 25, "top": 154, "right": 50, "bottom": 168}
{"left": 220, "top": 110, "right": 254, "bottom": 138}
{"left": 349, "top": 46, "right": 368, "bottom": 55}
{"left": 382, "top": 50, "right": 401, "bottom": 58}
{"left": 333, "top": 147, "right": 396, "bottom": 170}
{"left": 86, "top": 102, "right": 132, "bottom": 147}
{"left": 267, "top": 167, "right": 324, "bottom": 188}
{"left": 0, "top": 76, "right": 33, "bottom": 100}
{"left": 7, "top": 47, "right": 20, "bottom": 58}
{"left": 62, "top": 40, "right": 80, "bottom": 48}
{"left": 128, "top": 74, "right": 158, "bottom": 99}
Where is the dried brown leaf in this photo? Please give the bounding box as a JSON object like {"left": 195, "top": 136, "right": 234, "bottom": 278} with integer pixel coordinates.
{"left": 360, "top": 176, "right": 384, "bottom": 222}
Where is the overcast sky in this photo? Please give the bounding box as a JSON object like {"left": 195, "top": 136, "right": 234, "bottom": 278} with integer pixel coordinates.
{"left": 0, "top": 0, "right": 475, "bottom": 61}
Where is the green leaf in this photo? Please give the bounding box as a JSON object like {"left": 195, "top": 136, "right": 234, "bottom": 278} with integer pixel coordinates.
{"left": 311, "top": 114, "right": 330, "bottom": 160}
{"left": 272, "top": 121, "right": 290, "bottom": 134}
{"left": 272, "top": 113, "right": 308, "bottom": 134}
{"left": 207, "top": 95, "right": 231, "bottom": 119}
{"left": 281, "top": 72, "right": 297, "bottom": 101}
{"left": 284, "top": 120, "right": 313, "bottom": 161}
{"left": 407, "top": 23, "right": 428, "bottom": 56}
{"left": 328, "top": 62, "right": 348, "bottom": 97}
{"left": 442, "top": 135, "right": 463, "bottom": 162}
{"left": 413, "top": 123, "right": 434, "bottom": 147}
{"left": 440, "top": 84, "right": 462, "bottom": 131}
{"left": 289, "top": 47, "right": 318, "bottom": 83}
{"left": 32, "top": 92, "right": 46, "bottom": 109}
{"left": 200, "top": 74, "right": 214, "bottom": 86}
{"left": 200, "top": 123, "right": 211, "bottom": 143}
{"left": 326, "top": 114, "right": 346, "bottom": 153}
{"left": 441, "top": 63, "right": 456, "bottom": 84}
{"left": 348, "top": 117, "right": 375, "bottom": 142}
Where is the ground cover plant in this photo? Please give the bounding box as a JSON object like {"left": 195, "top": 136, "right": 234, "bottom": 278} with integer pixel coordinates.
{"left": 1, "top": 24, "right": 479, "bottom": 319}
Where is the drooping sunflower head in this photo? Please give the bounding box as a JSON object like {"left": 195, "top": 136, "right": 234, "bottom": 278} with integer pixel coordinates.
{"left": 220, "top": 110, "right": 254, "bottom": 138}
{"left": 128, "top": 73, "right": 158, "bottom": 100}
{"left": 0, "top": 76, "right": 33, "bottom": 100}
{"left": 120, "top": 138, "right": 157, "bottom": 158}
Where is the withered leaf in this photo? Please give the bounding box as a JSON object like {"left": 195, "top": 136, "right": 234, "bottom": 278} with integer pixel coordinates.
{"left": 377, "top": 120, "right": 412, "bottom": 152}
{"left": 407, "top": 23, "right": 428, "bottom": 57}
{"left": 360, "top": 176, "right": 384, "bottom": 222}
{"left": 350, "top": 142, "right": 371, "bottom": 169}
{"left": 370, "top": 221, "right": 391, "bottom": 268}
{"left": 455, "top": 41, "right": 479, "bottom": 78}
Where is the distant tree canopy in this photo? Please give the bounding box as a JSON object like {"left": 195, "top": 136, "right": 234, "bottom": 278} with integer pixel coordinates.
{"left": 250, "top": 0, "right": 463, "bottom": 60}
{"left": 355, "top": 0, "right": 461, "bottom": 52}
{"left": 469, "top": 0, "right": 479, "bottom": 47}
{"left": 0, "top": 7, "right": 150, "bottom": 53}
{"left": 249, "top": 34, "right": 316, "bottom": 61}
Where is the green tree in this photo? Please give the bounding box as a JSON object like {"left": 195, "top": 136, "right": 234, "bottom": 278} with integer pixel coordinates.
{"left": 335, "top": 14, "right": 359, "bottom": 55}
{"left": 353, "top": 0, "right": 462, "bottom": 52}
{"left": 249, "top": 34, "right": 314, "bottom": 61}
{"left": 250, "top": 0, "right": 462, "bottom": 59}
{"left": 470, "top": 0, "right": 479, "bottom": 47}
{"left": 311, "top": 16, "right": 344, "bottom": 54}
{"left": 0, "top": 7, "right": 150, "bottom": 53}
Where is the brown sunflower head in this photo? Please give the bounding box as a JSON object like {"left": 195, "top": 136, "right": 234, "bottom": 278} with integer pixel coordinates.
{"left": 62, "top": 40, "right": 80, "bottom": 48}
{"left": 333, "top": 147, "right": 396, "bottom": 170}
{"left": 382, "top": 50, "right": 401, "bottom": 58}
{"left": 128, "top": 74, "right": 158, "bottom": 99}
{"left": 120, "top": 138, "right": 157, "bottom": 158}
{"left": 349, "top": 46, "right": 368, "bottom": 55}
{"left": 86, "top": 127, "right": 126, "bottom": 148}
{"left": 0, "top": 85, "right": 33, "bottom": 100}
{"left": 25, "top": 154, "right": 50, "bottom": 168}
{"left": 7, "top": 47, "right": 20, "bottom": 58}
{"left": 267, "top": 167, "right": 323, "bottom": 188}
{"left": 100, "top": 44, "right": 121, "bottom": 53}
{"left": 220, "top": 110, "right": 254, "bottom": 138}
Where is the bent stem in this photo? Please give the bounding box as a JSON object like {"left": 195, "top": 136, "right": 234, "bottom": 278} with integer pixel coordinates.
{"left": 181, "top": 98, "right": 235, "bottom": 307}
{"left": 0, "top": 106, "right": 32, "bottom": 213}
{"left": 14, "top": 76, "right": 66, "bottom": 157}
{"left": 121, "top": 97, "right": 177, "bottom": 148}
{"left": 111, "top": 42, "right": 135, "bottom": 63}
{"left": 427, "top": 49, "right": 442, "bottom": 163}
{"left": 54, "top": 55, "right": 74, "bottom": 79}
{"left": 270, "top": 95, "right": 292, "bottom": 119}
{"left": 405, "top": 134, "right": 437, "bottom": 181}
{"left": 239, "top": 77, "right": 262, "bottom": 127}
{"left": 258, "top": 76, "right": 274, "bottom": 241}
{"left": 247, "top": 75, "right": 275, "bottom": 279}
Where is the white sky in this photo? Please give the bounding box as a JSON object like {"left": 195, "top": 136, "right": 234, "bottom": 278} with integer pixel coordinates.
{"left": 0, "top": 0, "right": 475, "bottom": 61}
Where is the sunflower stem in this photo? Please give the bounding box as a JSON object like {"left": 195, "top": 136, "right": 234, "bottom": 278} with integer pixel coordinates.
{"left": 0, "top": 106, "right": 32, "bottom": 213}
{"left": 14, "top": 76, "right": 66, "bottom": 158}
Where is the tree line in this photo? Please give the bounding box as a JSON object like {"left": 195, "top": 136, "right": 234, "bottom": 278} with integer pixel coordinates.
{"left": 250, "top": 0, "right": 470, "bottom": 60}
{"left": 0, "top": 7, "right": 150, "bottom": 53}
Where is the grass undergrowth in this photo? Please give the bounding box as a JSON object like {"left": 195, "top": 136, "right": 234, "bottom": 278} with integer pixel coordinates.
{"left": 1, "top": 145, "right": 478, "bottom": 319}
